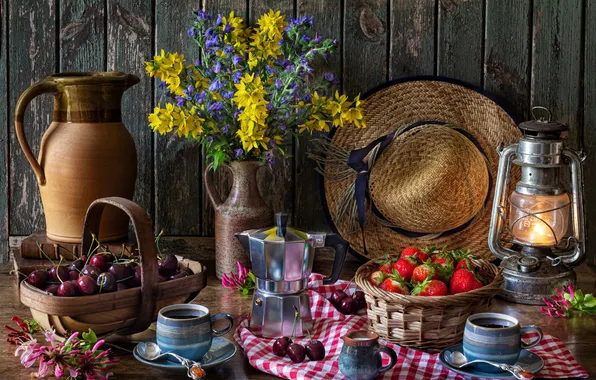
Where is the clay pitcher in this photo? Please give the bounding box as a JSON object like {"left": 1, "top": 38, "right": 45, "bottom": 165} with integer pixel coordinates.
{"left": 15, "top": 72, "right": 139, "bottom": 243}
{"left": 204, "top": 161, "right": 273, "bottom": 279}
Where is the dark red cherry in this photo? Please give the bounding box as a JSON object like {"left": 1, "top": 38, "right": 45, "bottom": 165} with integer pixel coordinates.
{"left": 76, "top": 275, "right": 98, "bottom": 295}
{"left": 287, "top": 343, "right": 306, "bottom": 363}
{"left": 68, "top": 259, "right": 85, "bottom": 272}
{"left": 44, "top": 284, "right": 59, "bottom": 295}
{"left": 89, "top": 254, "right": 110, "bottom": 272}
{"left": 329, "top": 289, "right": 347, "bottom": 307}
{"left": 57, "top": 281, "right": 77, "bottom": 297}
{"left": 27, "top": 270, "right": 48, "bottom": 289}
{"left": 97, "top": 273, "right": 117, "bottom": 293}
{"left": 68, "top": 270, "right": 79, "bottom": 281}
{"left": 352, "top": 290, "right": 366, "bottom": 309}
{"left": 81, "top": 265, "right": 101, "bottom": 280}
{"left": 158, "top": 254, "right": 179, "bottom": 277}
{"left": 272, "top": 336, "right": 293, "bottom": 356}
{"left": 305, "top": 340, "right": 325, "bottom": 361}
{"left": 339, "top": 297, "right": 357, "bottom": 315}
{"left": 49, "top": 266, "right": 70, "bottom": 283}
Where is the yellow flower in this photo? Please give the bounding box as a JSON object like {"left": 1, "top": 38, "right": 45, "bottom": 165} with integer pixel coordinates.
{"left": 222, "top": 11, "right": 248, "bottom": 53}
{"left": 148, "top": 105, "right": 174, "bottom": 135}
{"left": 174, "top": 107, "right": 205, "bottom": 139}
{"left": 256, "top": 10, "right": 286, "bottom": 40}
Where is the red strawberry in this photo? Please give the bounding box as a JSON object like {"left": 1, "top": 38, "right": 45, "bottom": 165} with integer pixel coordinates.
{"left": 401, "top": 247, "right": 429, "bottom": 262}
{"left": 368, "top": 270, "right": 387, "bottom": 287}
{"left": 411, "top": 278, "right": 448, "bottom": 296}
{"left": 449, "top": 269, "right": 487, "bottom": 295}
{"left": 379, "top": 274, "right": 409, "bottom": 294}
{"left": 412, "top": 262, "right": 439, "bottom": 283}
{"left": 392, "top": 257, "right": 418, "bottom": 281}
{"left": 375, "top": 254, "right": 396, "bottom": 274}
{"left": 455, "top": 257, "right": 486, "bottom": 276}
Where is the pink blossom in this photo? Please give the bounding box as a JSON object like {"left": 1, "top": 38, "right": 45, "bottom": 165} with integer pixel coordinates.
{"left": 541, "top": 285, "right": 575, "bottom": 318}
{"left": 222, "top": 261, "right": 255, "bottom": 293}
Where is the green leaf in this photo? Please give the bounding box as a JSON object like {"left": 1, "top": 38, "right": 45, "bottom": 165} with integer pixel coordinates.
{"left": 82, "top": 328, "right": 98, "bottom": 344}
{"left": 583, "top": 294, "right": 596, "bottom": 308}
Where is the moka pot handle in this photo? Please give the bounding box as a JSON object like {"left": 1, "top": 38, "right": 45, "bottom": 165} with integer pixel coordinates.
{"left": 322, "top": 233, "right": 348, "bottom": 285}
{"left": 14, "top": 78, "right": 59, "bottom": 185}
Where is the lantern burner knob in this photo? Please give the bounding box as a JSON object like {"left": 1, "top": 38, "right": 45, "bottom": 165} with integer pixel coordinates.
{"left": 517, "top": 256, "right": 540, "bottom": 273}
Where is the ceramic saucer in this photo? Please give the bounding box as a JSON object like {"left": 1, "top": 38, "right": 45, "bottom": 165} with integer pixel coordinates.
{"left": 133, "top": 337, "right": 237, "bottom": 371}
{"left": 439, "top": 343, "right": 544, "bottom": 379}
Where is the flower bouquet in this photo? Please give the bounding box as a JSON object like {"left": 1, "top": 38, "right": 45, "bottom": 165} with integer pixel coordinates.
{"left": 145, "top": 8, "right": 366, "bottom": 169}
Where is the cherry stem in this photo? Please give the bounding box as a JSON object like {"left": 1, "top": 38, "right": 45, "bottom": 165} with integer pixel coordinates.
{"left": 343, "top": 276, "right": 355, "bottom": 292}
{"left": 9, "top": 270, "right": 29, "bottom": 277}
{"left": 155, "top": 229, "right": 165, "bottom": 258}
{"left": 36, "top": 242, "right": 56, "bottom": 266}
{"left": 291, "top": 306, "right": 299, "bottom": 340}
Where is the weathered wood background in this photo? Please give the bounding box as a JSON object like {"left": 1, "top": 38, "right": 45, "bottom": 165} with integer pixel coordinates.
{"left": 0, "top": 0, "right": 594, "bottom": 263}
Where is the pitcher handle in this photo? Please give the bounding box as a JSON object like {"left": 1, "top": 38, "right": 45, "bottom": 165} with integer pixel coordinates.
{"left": 14, "top": 78, "right": 58, "bottom": 185}
{"left": 204, "top": 161, "right": 231, "bottom": 208}
{"left": 322, "top": 233, "right": 348, "bottom": 285}
{"left": 376, "top": 345, "right": 398, "bottom": 373}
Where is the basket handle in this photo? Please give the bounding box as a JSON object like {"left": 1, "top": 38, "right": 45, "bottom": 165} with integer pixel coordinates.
{"left": 81, "top": 197, "right": 158, "bottom": 335}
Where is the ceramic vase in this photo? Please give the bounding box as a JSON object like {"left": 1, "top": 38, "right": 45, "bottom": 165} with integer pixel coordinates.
{"left": 14, "top": 72, "right": 139, "bottom": 243}
{"left": 204, "top": 160, "right": 273, "bottom": 279}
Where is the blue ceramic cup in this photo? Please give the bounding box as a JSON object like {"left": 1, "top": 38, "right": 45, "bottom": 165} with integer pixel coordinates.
{"left": 156, "top": 304, "right": 234, "bottom": 361}
{"left": 463, "top": 312, "right": 542, "bottom": 373}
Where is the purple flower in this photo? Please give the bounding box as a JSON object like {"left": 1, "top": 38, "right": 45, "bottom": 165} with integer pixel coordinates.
{"left": 279, "top": 124, "right": 286, "bottom": 131}
{"left": 215, "top": 14, "right": 223, "bottom": 26}
{"left": 290, "top": 15, "right": 313, "bottom": 27}
{"left": 232, "top": 71, "right": 242, "bottom": 83}
{"left": 269, "top": 139, "right": 277, "bottom": 148}
{"left": 223, "top": 91, "right": 235, "bottom": 99}
{"left": 222, "top": 124, "right": 230, "bottom": 133}
{"left": 314, "top": 35, "right": 322, "bottom": 43}
{"left": 333, "top": 39, "right": 338, "bottom": 45}
{"left": 285, "top": 65, "right": 296, "bottom": 73}
{"left": 232, "top": 55, "right": 243, "bottom": 65}
{"left": 206, "top": 34, "right": 219, "bottom": 49}
{"left": 158, "top": 81, "right": 166, "bottom": 88}
{"left": 208, "top": 79, "right": 223, "bottom": 92}
{"left": 214, "top": 61, "right": 222, "bottom": 74}
{"left": 165, "top": 89, "right": 171, "bottom": 97}
{"left": 176, "top": 96, "right": 186, "bottom": 106}
{"left": 223, "top": 44, "right": 234, "bottom": 54}
{"left": 208, "top": 101, "right": 224, "bottom": 113}
{"left": 195, "top": 92, "right": 206, "bottom": 103}
{"left": 278, "top": 39, "right": 285, "bottom": 46}
{"left": 194, "top": 59, "right": 201, "bottom": 66}
{"left": 224, "top": 23, "right": 234, "bottom": 33}
{"left": 265, "top": 151, "right": 275, "bottom": 166}
{"left": 266, "top": 103, "right": 273, "bottom": 111}
{"left": 234, "top": 149, "right": 244, "bottom": 158}
{"left": 187, "top": 27, "right": 198, "bottom": 37}
{"left": 206, "top": 135, "right": 214, "bottom": 143}
{"left": 234, "top": 110, "right": 241, "bottom": 118}
{"left": 275, "top": 79, "right": 283, "bottom": 89}
{"left": 302, "top": 35, "right": 311, "bottom": 43}
{"left": 184, "top": 84, "right": 195, "bottom": 97}
{"left": 303, "top": 94, "right": 311, "bottom": 102}
{"left": 195, "top": 10, "right": 211, "bottom": 22}
{"left": 324, "top": 72, "right": 335, "bottom": 82}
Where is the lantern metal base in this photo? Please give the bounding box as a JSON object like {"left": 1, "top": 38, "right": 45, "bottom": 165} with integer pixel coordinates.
{"left": 499, "top": 255, "right": 576, "bottom": 305}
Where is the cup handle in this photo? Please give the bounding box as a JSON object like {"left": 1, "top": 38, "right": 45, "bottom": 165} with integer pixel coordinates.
{"left": 520, "top": 325, "right": 543, "bottom": 349}
{"left": 376, "top": 345, "right": 398, "bottom": 373}
{"left": 211, "top": 313, "right": 234, "bottom": 336}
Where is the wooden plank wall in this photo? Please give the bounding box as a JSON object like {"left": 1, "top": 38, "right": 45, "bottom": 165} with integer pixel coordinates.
{"left": 0, "top": 0, "right": 594, "bottom": 263}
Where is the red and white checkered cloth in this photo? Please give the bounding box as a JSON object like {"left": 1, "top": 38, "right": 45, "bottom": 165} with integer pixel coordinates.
{"left": 234, "top": 274, "right": 589, "bottom": 380}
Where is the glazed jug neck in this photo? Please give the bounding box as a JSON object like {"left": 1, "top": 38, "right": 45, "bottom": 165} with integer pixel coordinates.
{"left": 50, "top": 72, "right": 139, "bottom": 123}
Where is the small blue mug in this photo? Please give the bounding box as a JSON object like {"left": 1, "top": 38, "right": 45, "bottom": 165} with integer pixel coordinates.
{"left": 156, "top": 304, "right": 234, "bottom": 361}
{"left": 463, "top": 312, "right": 542, "bottom": 373}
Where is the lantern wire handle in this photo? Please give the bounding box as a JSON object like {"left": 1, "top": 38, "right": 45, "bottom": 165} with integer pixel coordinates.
{"left": 531, "top": 106, "right": 552, "bottom": 122}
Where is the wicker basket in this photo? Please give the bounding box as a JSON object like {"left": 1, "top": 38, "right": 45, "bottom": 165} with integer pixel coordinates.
{"left": 355, "top": 257, "right": 503, "bottom": 350}
{"left": 20, "top": 197, "right": 208, "bottom": 337}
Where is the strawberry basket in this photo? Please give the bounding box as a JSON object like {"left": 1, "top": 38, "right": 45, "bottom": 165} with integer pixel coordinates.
{"left": 355, "top": 255, "right": 503, "bottom": 350}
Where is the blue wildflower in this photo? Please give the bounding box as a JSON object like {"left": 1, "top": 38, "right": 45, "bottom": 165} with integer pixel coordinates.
{"left": 208, "top": 79, "right": 223, "bottom": 92}
{"left": 275, "top": 79, "right": 283, "bottom": 89}
{"left": 208, "top": 101, "right": 224, "bottom": 112}
{"left": 234, "top": 110, "right": 241, "bottom": 118}
{"left": 314, "top": 35, "right": 322, "bottom": 43}
{"left": 279, "top": 124, "right": 286, "bottom": 131}
{"left": 222, "top": 124, "right": 230, "bottom": 133}
{"left": 285, "top": 65, "right": 296, "bottom": 73}
{"left": 278, "top": 39, "right": 285, "bottom": 46}
{"left": 223, "top": 23, "right": 234, "bottom": 33}
{"left": 302, "top": 35, "right": 311, "bottom": 43}
{"left": 214, "top": 61, "right": 222, "bottom": 74}
{"left": 223, "top": 45, "right": 234, "bottom": 54}
{"left": 234, "top": 149, "right": 244, "bottom": 158}
{"left": 232, "top": 55, "right": 243, "bottom": 65}
{"left": 184, "top": 84, "right": 195, "bottom": 97}
{"left": 324, "top": 72, "right": 334, "bottom": 82}
{"left": 195, "top": 10, "right": 211, "bottom": 22}
{"left": 206, "top": 135, "right": 214, "bottom": 143}
{"left": 195, "top": 91, "right": 207, "bottom": 103}
{"left": 159, "top": 81, "right": 166, "bottom": 88}
{"left": 232, "top": 71, "right": 242, "bottom": 83}
{"left": 215, "top": 14, "right": 223, "bottom": 26}
{"left": 194, "top": 59, "right": 201, "bottom": 66}
{"left": 303, "top": 94, "right": 311, "bottom": 102}
{"left": 176, "top": 96, "right": 186, "bottom": 107}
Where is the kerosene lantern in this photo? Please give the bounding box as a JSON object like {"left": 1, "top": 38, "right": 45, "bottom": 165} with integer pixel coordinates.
{"left": 488, "top": 107, "right": 586, "bottom": 304}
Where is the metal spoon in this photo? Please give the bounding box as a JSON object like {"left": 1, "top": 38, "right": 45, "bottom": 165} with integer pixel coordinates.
{"left": 136, "top": 342, "right": 206, "bottom": 379}
{"left": 445, "top": 350, "right": 534, "bottom": 379}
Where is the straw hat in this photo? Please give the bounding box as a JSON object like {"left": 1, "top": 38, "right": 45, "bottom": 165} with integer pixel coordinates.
{"left": 316, "top": 78, "right": 521, "bottom": 260}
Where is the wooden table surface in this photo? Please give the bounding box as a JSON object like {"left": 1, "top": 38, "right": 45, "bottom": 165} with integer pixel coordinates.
{"left": 1, "top": 254, "right": 595, "bottom": 380}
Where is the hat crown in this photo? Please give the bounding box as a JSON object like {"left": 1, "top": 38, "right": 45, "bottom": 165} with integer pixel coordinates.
{"left": 369, "top": 125, "right": 489, "bottom": 233}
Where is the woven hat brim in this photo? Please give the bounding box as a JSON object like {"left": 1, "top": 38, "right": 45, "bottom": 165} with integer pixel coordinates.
{"left": 321, "top": 78, "right": 521, "bottom": 260}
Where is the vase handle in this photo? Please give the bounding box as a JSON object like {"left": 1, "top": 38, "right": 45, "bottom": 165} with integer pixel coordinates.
{"left": 204, "top": 161, "right": 231, "bottom": 208}
{"left": 14, "top": 78, "right": 58, "bottom": 185}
